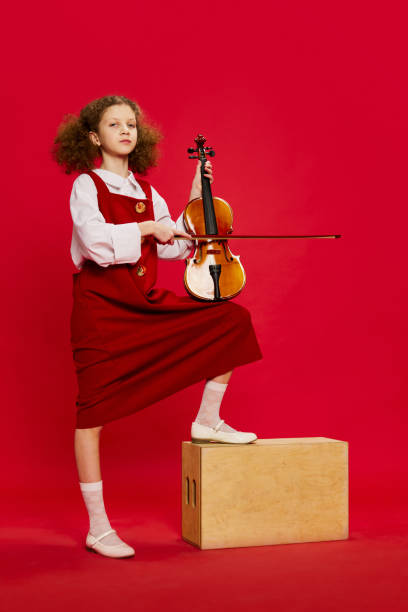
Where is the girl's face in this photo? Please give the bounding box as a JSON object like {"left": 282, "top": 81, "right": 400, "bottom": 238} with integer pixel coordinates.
{"left": 89, "top": 104, "right": 137, "bottom": 156}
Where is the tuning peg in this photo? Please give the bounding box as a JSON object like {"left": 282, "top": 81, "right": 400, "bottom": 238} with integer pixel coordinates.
{"left": 187, "top": 147, "right": 197, "bottom": 153}
{"left": 207, "top": 150, "right": 215, "bottom": 157}
{"left": 188, "top": 155, "right": 199, "bottom": 159}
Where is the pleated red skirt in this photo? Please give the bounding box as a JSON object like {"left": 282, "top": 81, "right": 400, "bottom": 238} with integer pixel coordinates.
{"left": 70, "top": 171, "right": 263, "bottom": 428}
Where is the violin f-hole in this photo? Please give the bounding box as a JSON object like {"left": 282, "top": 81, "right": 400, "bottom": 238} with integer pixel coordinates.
{"left": 193, "top": 243, "right": 203, "bottom": 264}
{"left": 221, "top": 240, "right": 234, "bottom": 262}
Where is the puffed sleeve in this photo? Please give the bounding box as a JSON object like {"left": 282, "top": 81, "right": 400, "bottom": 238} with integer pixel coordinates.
{"left": 70, "top": 174, "right": 142, "bottom": 267}
{"left": 152, "top": 185, "right": 194, "bottom": 260}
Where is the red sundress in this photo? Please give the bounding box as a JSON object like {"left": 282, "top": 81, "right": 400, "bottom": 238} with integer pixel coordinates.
{"left": 70, "top": 170, "right": 263, "bottom": 428}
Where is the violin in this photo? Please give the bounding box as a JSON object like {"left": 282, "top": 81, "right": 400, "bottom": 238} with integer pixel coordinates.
{"left": 183, "top": 134, "right": 245, "bottom": 301}
{"left": 178, "top": 134, "right": 341, "bottom": 302}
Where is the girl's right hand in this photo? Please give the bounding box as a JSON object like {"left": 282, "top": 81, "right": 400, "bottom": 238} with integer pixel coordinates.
{"left": 138, "top": 221, "right": 192, "bottom": 245}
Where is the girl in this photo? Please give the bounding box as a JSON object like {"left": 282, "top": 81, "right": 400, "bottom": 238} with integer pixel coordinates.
{"left": 52, "top": 95, "right": 263, "bottom": 559}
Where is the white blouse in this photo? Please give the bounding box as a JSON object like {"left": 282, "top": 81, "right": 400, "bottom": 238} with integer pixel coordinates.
{"left": 70, "top": 168, "right": 194, "bottom": 270}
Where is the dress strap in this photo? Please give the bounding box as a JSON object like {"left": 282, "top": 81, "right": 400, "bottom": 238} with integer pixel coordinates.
{"left": 136, "top": 177, "right": 152, "bottom": 201}
{"left": 86, "top": 170, "right": 111, "bottom": 196}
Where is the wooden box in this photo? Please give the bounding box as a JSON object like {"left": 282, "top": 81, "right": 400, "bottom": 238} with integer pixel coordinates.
{"left": 181, "top": 437, "right": 348, "bottom": 550}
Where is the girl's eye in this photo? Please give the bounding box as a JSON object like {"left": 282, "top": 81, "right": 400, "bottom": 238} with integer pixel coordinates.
{"left": 110, "top": 123, "right": 136, "bottom": 127}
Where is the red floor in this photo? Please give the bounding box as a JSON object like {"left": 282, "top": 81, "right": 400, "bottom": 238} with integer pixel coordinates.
{"left": 2, "top": 473, "right": 407, "bottom": 612}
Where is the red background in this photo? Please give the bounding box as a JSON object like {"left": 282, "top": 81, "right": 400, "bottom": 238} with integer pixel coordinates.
{"left": 2, "top": 0, "right": 407, "bottom": 609}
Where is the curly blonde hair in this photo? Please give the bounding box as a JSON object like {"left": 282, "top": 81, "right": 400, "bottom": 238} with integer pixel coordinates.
{"left": 51, "top": 95, "right": 162, "bottom": 175}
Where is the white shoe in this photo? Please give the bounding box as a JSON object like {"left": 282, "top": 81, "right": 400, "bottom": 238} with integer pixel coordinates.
{"left": 85, "top": 528, "right": 135, "bottom": 558}
{"left": 191, "top": 419, "right": 257, "bottom": 444}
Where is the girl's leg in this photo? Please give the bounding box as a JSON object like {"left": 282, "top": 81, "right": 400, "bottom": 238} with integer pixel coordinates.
{"left": 193, "top": 370, "right": 238, "bottom": 432}
{"left": 74, "top": 425, "right": 103, "bottom": 482}
{"left": 211, "top": 370, "right": 233, "bottom": 385}
{"left": 74, "top": 426, "right": 133, "bottom": 550}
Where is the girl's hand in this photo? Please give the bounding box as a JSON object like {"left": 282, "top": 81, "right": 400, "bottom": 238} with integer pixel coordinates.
{"left": 138, "top": 221, "right": 192, "bottom": 245}
{"left": 189, "top": 160, "right": 214, "bottom": 201}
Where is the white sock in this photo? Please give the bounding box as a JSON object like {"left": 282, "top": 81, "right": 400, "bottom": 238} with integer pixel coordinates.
{"left": 194, "top": 380, "right": 237, "bottom": 433}
{"left": 79, "top": 480, "right": 129, "bottom": 547}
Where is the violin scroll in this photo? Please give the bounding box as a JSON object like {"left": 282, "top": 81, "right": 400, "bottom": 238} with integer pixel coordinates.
{"left": 187, "top": 134, "right": 216, "bottom": 159}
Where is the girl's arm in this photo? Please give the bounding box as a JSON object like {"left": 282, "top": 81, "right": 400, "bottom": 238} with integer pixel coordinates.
{"left": 148, "top": 186, "right": 194, "bottom": 261}
{"left": 70, "top": 174, "right": 143, "bottom": 267}
{"left": 143, "top": 160, "right": 214, "bottom": 261}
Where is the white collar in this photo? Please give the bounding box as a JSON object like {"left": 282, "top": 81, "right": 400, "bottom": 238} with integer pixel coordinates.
{"left": 92, "top": 168, "right": 139, "bottom": 189}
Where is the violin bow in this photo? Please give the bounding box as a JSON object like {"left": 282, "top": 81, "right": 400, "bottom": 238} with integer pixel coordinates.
{"left": 184, "top": 134, "right": 341, "bottom": 242}
{"left": 174, "top": 234, "right": 341, "bottom": 240}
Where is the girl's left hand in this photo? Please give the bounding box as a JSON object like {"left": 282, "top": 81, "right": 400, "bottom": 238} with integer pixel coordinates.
{"left": 199, "top": 160, "right": 213, "bottom": 184}
{"left": 189, "top": 160, "right": 214, "bottom": 201}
